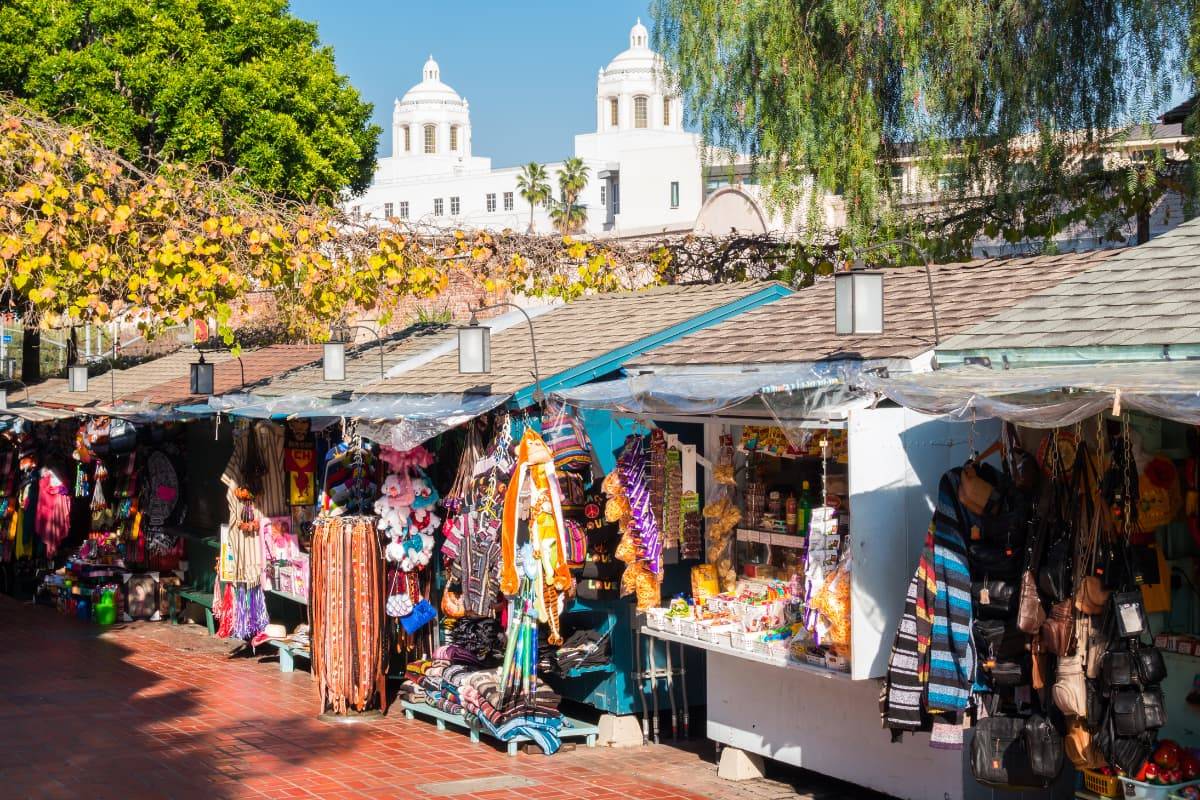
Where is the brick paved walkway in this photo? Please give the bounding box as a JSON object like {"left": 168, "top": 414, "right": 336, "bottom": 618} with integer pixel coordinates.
{"left": 0, "top": 597, "right": 891, "bottom": 800}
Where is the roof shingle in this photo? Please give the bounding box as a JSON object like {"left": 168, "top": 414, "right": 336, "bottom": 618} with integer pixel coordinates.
{"left": 630, "top": 250, "right": 1119, "bottom": 367}
{"left": 941, "top": 217, "right": 1200, "bottom": 352}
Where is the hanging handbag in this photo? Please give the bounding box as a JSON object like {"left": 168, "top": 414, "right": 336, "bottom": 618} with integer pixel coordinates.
{"left": 1140, "top": 685, "right": 1166, "bottom": 730}
{"left": 1038, "top": 534, "right": 1073, "bottom": 602}
{"left": 973, "top": 619, "right": 1028, "bottom": 661}
{"left": 1086, "top": 679, "right": 1107, "bottom": 731}
{"left": 1039, "top": 599, "right": 1075, "bottom": 657}
{"left": 1052, "top": 654, "right": 1088, "bottom": 718}
{"left": 973, "top": 580, "right": 1018, "bottom": 618}
{"left": 1134, "top": 643, "right": 1167, "bottom": 685}
{"left": 1112, "top": 591, "right": 1149, "bottom": 639}
{"left": 1101, "top": 649, "right": 1137, "bottom": 690}
{"left": 959, "top": 460, "right": 999, "bottom": 516}
{"left": 990, "top": 659, "right": 1029, "bottom": 687}
{"left": 1018, "top": 569, "right": 1046, "bottom": 634}
{"left": 970, "top": 715, "right": 1048, "bottom": 789}
{"left": 969, "top": 543, "right": 1025, "bottom": 580}
{"left": 1076, "top": 575, "right": 1111, "bottom": 616}
{"left": 1095, "top": 713, "right": 1154, "bottom": 776}
{"left": 1110, "top": 688, "right": 1148, "bottom": 736}
{"left": 1024, "top": 714, "right": 1065, "bottom": 782}
{"left": 1064, "top": 717, "right": 1106, "bottom": 769}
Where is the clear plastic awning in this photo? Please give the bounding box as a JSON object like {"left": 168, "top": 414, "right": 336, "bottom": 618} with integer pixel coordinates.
{"left": 863, "top": 361, "right": 1200, "bottom": 428}
{"left": 180, "top": 391, "right": 510, "bottom": 450}
{"left": 551, "top": 363, "right": 865, "bottom": 418}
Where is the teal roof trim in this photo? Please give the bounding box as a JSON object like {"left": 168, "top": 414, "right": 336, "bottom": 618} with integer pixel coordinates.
{"left": 508, "top": 283, "right": 792, "bottom": 408}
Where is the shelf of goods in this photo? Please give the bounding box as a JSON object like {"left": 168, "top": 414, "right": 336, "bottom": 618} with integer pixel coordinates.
{"left": 675, "top": 408, "right": 1000, "bottom": 800}
{"left": 639, "top": 625, "right": 850, "bottom": 679}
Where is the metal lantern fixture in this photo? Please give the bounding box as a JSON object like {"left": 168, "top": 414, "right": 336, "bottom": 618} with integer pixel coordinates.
{"left": 323, "top": 341, "right": 347, "bottom": 382}
{"left": 190, "top": 352, "right": 215, "bottom": 396}
{"left": 834, "top": 267, "right": 884, "bottom": 336}
{"left": 457, "top": 315, "right": 491, "bottom": 374}
{"left": 68, "top": 363, "right": 89, "bottom": 393}
{"left": 322, "top": 323, "right": 383, "bottom": 382}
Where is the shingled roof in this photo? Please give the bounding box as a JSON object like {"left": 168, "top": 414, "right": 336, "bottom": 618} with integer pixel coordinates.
{"left": 362, "top": 282, "right": 789, "bottom": 398}
{"left": 939, "top": 216, "right": 1200, "bottom": 355}
{"left": 629, "top": 249, "right": 1121, "bottom": 368}
{"left": 246, "top": 324, "right": 455, "bottom": 401}
{"left": 24, "top": 345, "right": 322, "bottom": 411}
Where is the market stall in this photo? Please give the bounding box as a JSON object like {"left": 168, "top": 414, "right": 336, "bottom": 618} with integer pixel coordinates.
{"left": 556, "top": 364, "right": 991, "bottom": 797}
{"left": 860, "top": 362, "right": 1200, "bottom": 799}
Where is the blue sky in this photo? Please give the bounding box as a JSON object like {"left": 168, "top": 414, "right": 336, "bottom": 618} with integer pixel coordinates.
{"left": 290, "top": 0, "right": 653, "bottom": 169}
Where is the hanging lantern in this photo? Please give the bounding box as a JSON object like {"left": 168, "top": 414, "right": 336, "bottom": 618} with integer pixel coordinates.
{"left": 190, "top": 353, "right": 215, "bottom": 396}
{"left": 323, "top": 324, "right": 352, "bottom": 382}
{"left": 457, "top": 316, "right": 491, "bottom": 374}
{"left": 834, "top": 268, "right": 884, "bottom": 335}
{"left": 68, "top": 363, "right": 89, "bottom": 393}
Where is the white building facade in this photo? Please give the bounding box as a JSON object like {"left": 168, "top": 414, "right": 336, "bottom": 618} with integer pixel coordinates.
{"left": 352, "top": 21, "right": 706, "bottom": 238}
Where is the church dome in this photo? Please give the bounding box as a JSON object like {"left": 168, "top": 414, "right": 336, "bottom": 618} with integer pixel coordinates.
{"left": 399, "top": 56, "right": 466, "bottom": 106}
{"left": 604, "top": 18, "right": 661, "bottom": 71}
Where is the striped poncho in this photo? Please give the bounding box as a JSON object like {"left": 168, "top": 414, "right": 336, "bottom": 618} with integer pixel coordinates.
{"left": 882, "top": 469, "right": 978, "bottom": 746}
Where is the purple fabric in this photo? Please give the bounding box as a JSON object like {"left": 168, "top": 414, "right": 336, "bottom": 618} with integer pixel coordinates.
{"left": 619, "top": 436, "right": 661, "bottom": 573}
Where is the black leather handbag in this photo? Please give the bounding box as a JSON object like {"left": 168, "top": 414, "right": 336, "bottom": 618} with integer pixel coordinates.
{"left": 971, "top": 715, "right": 1049, "bottom": 789}
{"left": 969, "top": 543, "right": 1024, "bottom": 580}
{"left": 1101, "top": 650, "right": 1137, "bottom": 690}
{"left": 1141, "top": 686, "right": 1167, "bottom": 730}
{"left": 1038, "top": 533, "right": 1072, "bottom": 602}
{"left": 1111, "top": 689, "right": 1148, "bottom": 736}
{"left": 973, "top": 619, "right": 1027, "bottom": 661}
{"left": 973, "top": 580, "right": 1018, "bottom": 618}
{"left": 1024, "top": 714, "right": 1065, "bottom": 781}
{"left": 1135, "top": 644, "right": 1168, "bottom": 686}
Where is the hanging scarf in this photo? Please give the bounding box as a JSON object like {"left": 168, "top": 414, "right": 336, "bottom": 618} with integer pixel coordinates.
{"left": 618, "top": 436, "right": 661, "bottom": 573}
{"left": 925, "top": 471, "right": 977, "bottom": 720}
{"left": 216, "top": 583, "right": 236, "bottom": 638}
{"left": 881, "top": 529, "right": 936, "bottom": 737}
{"left": 499, "top": 429, "right": 570, "bottom": 597}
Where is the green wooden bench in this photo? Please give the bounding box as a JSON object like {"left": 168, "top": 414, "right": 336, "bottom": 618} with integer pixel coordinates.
{"left": 264, "top": 639, "right": 311, "bottom": 672}
{"left": 167, "top": 533, "right": 220, "bottom": 634}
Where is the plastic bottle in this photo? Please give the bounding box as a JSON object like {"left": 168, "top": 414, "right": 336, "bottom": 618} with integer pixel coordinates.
{"left": 799, "top": 481, "right": 813, "bottom": 536}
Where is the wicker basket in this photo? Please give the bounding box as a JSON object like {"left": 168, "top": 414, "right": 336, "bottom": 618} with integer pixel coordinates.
{"left": 1081, "top": 770, "right": 1120, "bottom": 799}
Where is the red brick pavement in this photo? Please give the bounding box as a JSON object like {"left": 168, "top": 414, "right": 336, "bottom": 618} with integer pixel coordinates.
{"left": 0, "top": 597, "right": 882, "bottom": 800}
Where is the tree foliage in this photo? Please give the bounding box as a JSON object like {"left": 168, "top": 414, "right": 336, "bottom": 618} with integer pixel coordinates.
{"left": 551, "top": 157, "right": 591, "bottom": 235}
{"left": 0, "top": 99, "right": 444, "bottom": 344}
{"left": 652, "top": 0, "right": 1193, "bottom": 250}
{"left": 0, "top": 0, "right": 380, "bottom": 202}
{"left": 515, "top": 162, "right": 551, "bottom": 233}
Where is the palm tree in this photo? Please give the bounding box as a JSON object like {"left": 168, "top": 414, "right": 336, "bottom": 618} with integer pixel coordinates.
{"left": 515, "top": 162, "right": 551, "bottom": 233}
{"left": 551, "top": 157, "right": 591, "bottom": 235}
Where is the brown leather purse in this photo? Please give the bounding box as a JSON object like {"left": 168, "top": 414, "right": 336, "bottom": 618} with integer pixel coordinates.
{"left": 958, "top": 461, "right": 996, "bottom": 515}
{"left": 1064, "top": 718, "right": 1106, "bottom": 769}
{"left": 1075, "top": 575, "right": 1111, "bottom": 616}
{"left": 1018, "top": 568, "right": 1047, "bottom": 634}
{"left": 1040, "top": 598, "right": 1075, "bottom": 656}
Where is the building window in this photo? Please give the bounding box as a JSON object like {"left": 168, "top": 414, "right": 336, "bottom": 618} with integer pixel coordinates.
{"left": 424, "top": 124, "right": 437, "bottom": 154}
{"left": 486, "top": 193, "right": 496, "bottom": 212}
{"left": 352, "top": 205, "right": 361, "bottom": 217}
{"left": 399, "top": 201, "right": 409, "bottom": 219}
{"left": 403, "top": 126, "right": 411, "bottom": 153}
{"left": 634, "top": 96, "right": 648, "bottom": 129}
{"left": 433, "top": 198, "right": 443, "bottom": 216}
{"left": 663, "top": 97, "right": 671, "bottom": 127}
{"left": 503, "top": 191, "right": 514, "bottom": 211}
{"left": 450, "top": 125, "right": 459, "bottom": 152}
{"left": 450, "top": 196, "right": 460, "bottom": 215}
{"left": 384, "top": 202, "right": 393, "bottom": 219}
{"left": 612, "top": 183, "right": 620, "bottom": 214}
{"left": 609, "top": 97, "right": 619, "bottom": 127}
{"left": 600, "top": 185, "right": 607, "bottom": 208}
{"left": 669, "top": 181, "right": 680, "bottom": 209}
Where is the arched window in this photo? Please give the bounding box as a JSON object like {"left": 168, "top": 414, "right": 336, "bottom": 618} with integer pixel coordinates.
{"left": 450, "top": 125, "right": 459, "bottom": 152}
{"left": 663, "top": 97, "right": 671, "bottom": 127}
{"left": 634, "top": 96, "right": 648, "bottom": 129}
{"left": 609, "top": 97, "right": 619, "bottom": 127}
{"left": 423, "top": 124, "right": 437, "bottom": 154}
{"left": 403, "top": 125, "right": 411, "bottom": 152}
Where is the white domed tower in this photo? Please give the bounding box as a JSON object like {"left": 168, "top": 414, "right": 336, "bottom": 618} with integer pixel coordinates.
{"left": 594, "top": 19, "right": 681, "bottom": 133}
{"left": 392, "top": 56, "right": 472, "bottom": 160}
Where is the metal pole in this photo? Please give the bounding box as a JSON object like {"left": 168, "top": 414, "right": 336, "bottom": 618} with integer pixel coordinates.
{"left": 342, "top": 324, "right": 386, "bottom": 379}
{"left": 852, "top": 238, "right": 941, "bottom": 344}
{"left": 469, "top": 303, "right": 543, "bottom": 403}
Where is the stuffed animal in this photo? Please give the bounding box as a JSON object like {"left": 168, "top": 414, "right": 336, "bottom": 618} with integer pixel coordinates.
{"left": 410, "top": 471, "right": 440, "bottom": 511}
{"left": 374, "top": 473, "right": 414, "bottom": 536}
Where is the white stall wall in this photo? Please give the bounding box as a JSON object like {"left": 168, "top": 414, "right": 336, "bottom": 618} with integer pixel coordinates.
{"left": 848, "top": 407, "right": 999, "bottom": 679}
{"left": 706, "top": 654, "right": 963, "bottom": 800}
